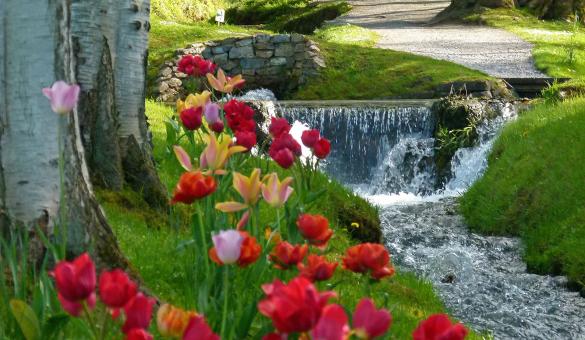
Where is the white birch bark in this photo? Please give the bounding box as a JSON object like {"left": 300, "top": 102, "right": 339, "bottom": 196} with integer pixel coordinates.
{"left": 0, "top": 0, "right": 128, "bottom": 268}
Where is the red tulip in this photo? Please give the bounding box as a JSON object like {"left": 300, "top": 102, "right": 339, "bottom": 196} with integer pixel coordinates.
{"left": 270, "top": 133, "right": 302, "bottom": 157}
{"left": 171, "top": 171, "right": 217, "bottom": 204}
{"left": 210, "top": 120, "right": 225, "bottom": 133}
{"left": 53, "top": 253, "right": 96, "bottom": 302}
{"left": 183, "top": 316, "right": 220, "bottom": 340}
{"left": 313, "top": 138, "right": 331, "bottom": 159}
{"left": 301, "top": 129, "right": 320, "bottom": 148}
{"left": 209, "top": 231, "right": 261, "bottom": 268}
{"left": 180, "top": 107, "right": 203, "bottom": 130}
{"left": 235, "top": 130, "right": 257, "bottom": 151}
{"left": 99, "top": 269, "right": 137, "bottom": 309}
{"left": 224, "top": 99, "right": 255, "bottom": 133}
{"left": 412, "top": 314, "right": 468, "bottom": 340}
{"left": 122, "top": 293, "right": 155, "bottom": 333}
{"left": 269, "top": 242, "right": 308, "bottom": 270}
{"left": 258, "top": 277, "right": 336, "bottom": 334}
{"left": 298, "top": 254, "right": 337, "bottom": 282}
{"left": 269, "top": 117, "right": 291, "bottom": 138}
{"left": 296, "top": 214, "right": 333, "bottom": 248}
{"left": 270, "top": 148, "right": 295, "bottom": 169}
{"left": 178, "top": 55, "right": 216, "bottom": 77}
{"left": 58, "top": 291, "right": 96, "bottom": 316}
{"left": 125, "top": 328, "right": 153, "bottom": 340}
{"left": 262, "top": 333, "right": 287, "bottom": 340}
{"left": 353, "top": 298, "right": 392, "bottom": 339}
{"left": 311, "top": 304, "right": 349, "bottom": 340}
{"left": 342, "top": 243, "right": 395, "bottom": 280}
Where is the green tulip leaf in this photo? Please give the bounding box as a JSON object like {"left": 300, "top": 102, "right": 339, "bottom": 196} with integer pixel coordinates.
{"left": 9, "top": 299, "right": 41, "bottom": 340}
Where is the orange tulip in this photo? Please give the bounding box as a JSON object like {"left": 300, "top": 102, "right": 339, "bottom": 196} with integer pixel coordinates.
{"left": 206, "top": 69, "right": 245, "bottom": 93}
{"left": 171, "top": 171, "right": 216, "bottom": 204}
{"left": 156, "top": 304, "right": 198, "bottom": 338}
{"left": 342, "top": 243, "right": 395, "bottom": 280}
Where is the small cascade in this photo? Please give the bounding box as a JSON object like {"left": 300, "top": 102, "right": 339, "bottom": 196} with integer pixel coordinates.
{"left": 281, "top": 103, "right": 436, "bottom": 188}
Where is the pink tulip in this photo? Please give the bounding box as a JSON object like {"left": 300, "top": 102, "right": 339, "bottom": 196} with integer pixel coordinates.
{"left": 212, "top": 230, "right": 244, "bottom": 264}
{"left": 353, "top": 298, "right": 392, "bottom": 339}
{"left": 42, "top": 81, "right": 80, "bottom": 114}
{"left": 204, "top": 103, "right": 221, "bottom": 124}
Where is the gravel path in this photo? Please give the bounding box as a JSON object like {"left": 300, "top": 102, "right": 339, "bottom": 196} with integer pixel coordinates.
{"left": 332, "top": 0, "right": 546, "bottom": 78}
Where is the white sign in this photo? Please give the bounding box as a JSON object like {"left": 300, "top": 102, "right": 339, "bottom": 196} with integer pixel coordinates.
{"left": 215, "top": 9, "right": 225, "bottom": 24}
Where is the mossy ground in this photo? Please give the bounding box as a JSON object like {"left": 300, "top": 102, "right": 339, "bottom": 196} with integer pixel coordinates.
{"left": 91, "top": 100, "right": 479, "bottom": 338}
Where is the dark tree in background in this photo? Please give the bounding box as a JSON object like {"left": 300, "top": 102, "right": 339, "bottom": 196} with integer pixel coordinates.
{"left": 444, "top": 0, "right": 584, "bottom": 22}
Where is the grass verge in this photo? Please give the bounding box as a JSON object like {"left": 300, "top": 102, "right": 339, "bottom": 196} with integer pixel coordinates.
{"left": 460, "top": 98, "right": 585, "bottom": 293}
{"left": 467, "top": 8, "right": 585, "bottom": 80}
{"left": 94, "top": 100, "right": 466, "bottom": 338}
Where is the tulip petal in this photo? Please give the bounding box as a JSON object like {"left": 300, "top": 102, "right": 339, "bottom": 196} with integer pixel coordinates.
{"left": 173, "top": 146, "right": 193, "bottom": 171}
{"left": 216, "top": 201, "right": 248, "bottom": 213}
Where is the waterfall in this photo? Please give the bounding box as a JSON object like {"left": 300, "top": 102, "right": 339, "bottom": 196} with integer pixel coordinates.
{"left": 281, "top": 103, "right": 437, "bottom": 191}
{"left": 279, "top": 100, "right": 516, "bottom": 198}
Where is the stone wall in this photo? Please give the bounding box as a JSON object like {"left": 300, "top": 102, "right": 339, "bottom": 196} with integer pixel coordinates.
{"left": 155, "top": 33, "right": 325, "bottom": 102}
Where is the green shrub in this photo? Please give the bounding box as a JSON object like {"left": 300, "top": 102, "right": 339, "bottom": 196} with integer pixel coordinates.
{"left": 225, "top": 0, "right": 350, "bottom": 34}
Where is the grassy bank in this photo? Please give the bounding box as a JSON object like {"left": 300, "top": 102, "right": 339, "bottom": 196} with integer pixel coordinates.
{"left": 460, "top": 98, "right": 585, "bottom": 292}
{"left": 95, "top": 100, "right": 471, "bottom": 338}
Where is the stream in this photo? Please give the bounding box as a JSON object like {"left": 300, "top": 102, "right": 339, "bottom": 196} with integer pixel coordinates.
{"left": 277, "top": 99, "right": 585, "bottom": 339}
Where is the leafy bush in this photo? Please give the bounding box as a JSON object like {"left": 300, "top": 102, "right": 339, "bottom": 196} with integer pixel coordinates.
{"left": 226, "top": 0, "right": 350, "bottom": 33}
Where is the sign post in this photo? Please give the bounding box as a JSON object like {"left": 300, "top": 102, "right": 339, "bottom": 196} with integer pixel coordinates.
{"left": 215, "top": 9, "right": 225, "bottom": 26}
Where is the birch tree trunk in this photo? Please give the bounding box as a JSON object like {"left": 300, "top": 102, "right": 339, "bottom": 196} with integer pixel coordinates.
{"left": 71, "top": 0, "right": 167, "bottom": 210}
{"left": 0, "top": 0, "right": 131, "bottom": 268}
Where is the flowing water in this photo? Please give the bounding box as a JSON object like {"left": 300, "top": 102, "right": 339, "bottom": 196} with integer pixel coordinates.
{"left": 278, "top": 100, "right": 585, "bottom": 339}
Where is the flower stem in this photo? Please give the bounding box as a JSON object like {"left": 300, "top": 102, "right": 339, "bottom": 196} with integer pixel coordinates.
{"left": 82, "top": 302, "right": 98, "bottom": 339}
{"left": 57, "top": 118, "right": 67, "bottom": 259}
{"left": 220, "top": 265, "right": 230, "bottom": 338}
{"left": 196, "top": 202, "right": 210, "bottom": 275}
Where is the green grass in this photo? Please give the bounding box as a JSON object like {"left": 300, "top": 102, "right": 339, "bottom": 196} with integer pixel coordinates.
{"left": 151, "top": 0, "right": 231, "bottom": 22}
{"left": 314, "top": 24, "right": 380, "bottom": 47}
{"left": 290, "top": 38, "right": 491, "bottom": 100}
{"left": 460, "top": 98, "right": 585, "bottom": 291}
{"left": 467, "top": 8, "right": 585, "bottom": 79}
{"left": 93, "top": 99, "right": 480, "bottom": 338}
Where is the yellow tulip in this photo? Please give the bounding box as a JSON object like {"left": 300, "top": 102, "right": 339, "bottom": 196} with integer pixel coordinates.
{"left": 216, "top": 168, "right": 262, "bottom": 213}
{"left": 200, "top": 134, "right": 246, "bottom": 174}
{"left": 206, "top": 69, "right": 245, "bottom": 94}
{"left": 176, "top": 91, "right": 211, "bottom": 113}
{"left": 261, "top": 173, "right": 294, "bottom": 208}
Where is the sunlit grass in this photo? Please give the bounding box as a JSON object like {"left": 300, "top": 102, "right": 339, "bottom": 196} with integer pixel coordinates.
{"left": 461, "top": 98, "right": 585, "bottom": 292}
